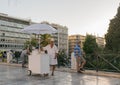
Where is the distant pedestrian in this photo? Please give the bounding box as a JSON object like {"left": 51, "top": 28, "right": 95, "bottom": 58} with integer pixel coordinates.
{"left": 20, "top": 47, "right": 30, "bottom": 68}
{"left": 74, "top": 44, "right": 81, "bottom": 73}
{"left": 2, "top": 51, "right": 7, "bottom": 62}
{"left": 74, "top": 43, "right": 86, "bottom": 73}
{"left": 7, "top": 50, "right": 14, "bottom": 63}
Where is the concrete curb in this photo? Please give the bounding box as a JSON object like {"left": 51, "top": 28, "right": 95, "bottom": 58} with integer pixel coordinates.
{"left": 0, "top": 62, "right": 21, "bottom": 67}
{"left": 56, "top": 67, "right": 120, "bottom": 78}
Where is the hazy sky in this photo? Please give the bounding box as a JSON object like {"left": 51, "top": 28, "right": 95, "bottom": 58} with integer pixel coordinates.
{"left": 0, "top": 0, "right": 119, "bottom": 37}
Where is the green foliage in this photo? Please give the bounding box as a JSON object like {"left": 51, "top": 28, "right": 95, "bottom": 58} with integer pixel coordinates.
{"left": 40, "top": 34, "right": 51, "bottom": 47}
{"left": 57, "top": 49, "right": 70, "bottom": 67}
{"left": 105, "top": 6, "right": 120, "bottom": 52}
{"left": 24, "top": 34, "right": 51, "bottom": 50}
{"left": 31, "top": 38, "right": 38, "bottom": 47}
{"left": 24, "top": 38, "right": 37, "bottom": 52}
{"left": 97, "top": 46, "right": 105, "bottom": 54}
{"left": 24, "top": 40, "right": 30, "bottom": 49}
{"left": 83, "top": 35, "right": 98, "bottom": 54}
{"left": 85, "top": 54, "right": 120, "bottom": 72}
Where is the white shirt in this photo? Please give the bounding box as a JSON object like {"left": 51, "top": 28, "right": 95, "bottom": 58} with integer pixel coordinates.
{"left": 44, "top": 44, "right": 58, "bottom": 65}
{"left": 44, "top": 44, "right": 58, "bottom": 58}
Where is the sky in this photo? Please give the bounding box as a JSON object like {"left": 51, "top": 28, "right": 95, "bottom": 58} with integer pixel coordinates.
{"left": 0, "top": 0, "right": 120, "bottom": 37}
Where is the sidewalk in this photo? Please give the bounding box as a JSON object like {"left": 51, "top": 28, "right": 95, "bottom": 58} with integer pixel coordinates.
{"left": 0, "top": 64, "right": 120, "bottom": 85}
{"left": 0, "top": 62, "right": 120, "bottom": 78}
{"left": 56, "top": 67, "right": 120, "bottom": 78}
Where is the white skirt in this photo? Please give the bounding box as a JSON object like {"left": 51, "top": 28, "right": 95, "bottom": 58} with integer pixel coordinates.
{"left": 49, "top": 57, "right": 58, "bottom": 65}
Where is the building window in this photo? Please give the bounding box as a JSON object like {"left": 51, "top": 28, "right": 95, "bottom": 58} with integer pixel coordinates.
{"left": 2, "top": 33, "right": 5, "bottom": 36}
{"left": 0, "top": 44, "right": 2, "bottom": 47}
{"left": 5, "top": 45, "right": 7, "bottom": 48}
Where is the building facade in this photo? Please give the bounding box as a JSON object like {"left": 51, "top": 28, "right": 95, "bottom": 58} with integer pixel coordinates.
{"left": 0, "top": 13, "right": 68, "bottom": 53}
{"left": 69, "top": 34, "right": 86, "bottom": 55}
{"left": 0, "top": 13, "right": 30, "bottom": 51}
{"left": 96, "top": 37, "right": 105, "bottom": 47}
{"left": 51, "top": 24, "right": 68, "bottom": 53}
{"left": 69, "top": 34, "right": 105, "bottom": 55}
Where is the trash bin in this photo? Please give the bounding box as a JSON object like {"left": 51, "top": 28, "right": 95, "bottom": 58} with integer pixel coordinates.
{"left": 71, "top": 52, "right": 77, "bottom": 70}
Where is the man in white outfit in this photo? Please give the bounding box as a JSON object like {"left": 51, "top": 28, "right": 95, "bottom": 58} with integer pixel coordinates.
{"left": 44, "top": 38, "right": 58, "bottom": 76}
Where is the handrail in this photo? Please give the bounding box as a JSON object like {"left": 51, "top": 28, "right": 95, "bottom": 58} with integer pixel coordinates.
{"left": 85, "top": 54, "right": 120, "bottom": 72}
{"left": 98, "top": 55, "right": 120, "bottom": 72}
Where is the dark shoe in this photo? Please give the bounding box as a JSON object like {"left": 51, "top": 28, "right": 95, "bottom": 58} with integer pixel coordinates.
{"left": 77, "top": 70, "right": 82, "bottom": 73}
{"left": 51, "top": 73, "right": 54, "bottom": 76}
{"left": 80, "top": 68, "right": 85, "bottom": 71}
{"left": 22, "top": 66, "right": 27, "bottom": 68}
{"left": 44, "top": 74, "right": 49, "bottom": 77}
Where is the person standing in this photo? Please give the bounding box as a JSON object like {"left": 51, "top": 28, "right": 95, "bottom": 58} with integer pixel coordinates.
{"left": 2, "top": 51, "right": 7, "bottom": 62}
{"left": 79, "top": 51, "right": 86, "bottom": 71}
{"left": 74, "top": 43, "right": 81, "bottom": 73}
{"left": 7, "top": 50, "right": 14, "bottom": 63}
{"left": 20, "top": 47, "right": 30, "bottom": 68}
{"left": 43, "top": 38, "right": 58, "bottom": 76}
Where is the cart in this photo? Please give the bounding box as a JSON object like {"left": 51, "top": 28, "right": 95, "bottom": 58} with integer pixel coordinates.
{"left": 27, "top": 50, "right": 50, "bottom": 77}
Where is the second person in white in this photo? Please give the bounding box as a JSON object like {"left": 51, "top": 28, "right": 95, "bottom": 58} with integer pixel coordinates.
{"left": 43, "top": 38, "right": 58, "bottom": 76}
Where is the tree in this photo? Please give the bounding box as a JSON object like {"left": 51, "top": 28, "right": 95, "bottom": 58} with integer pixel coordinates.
{"left": 105, "top": 5, "right": 120, "bottom": 52}
{"left": 57, "top": 49, "right": 70, "bottom": 67}
{"left": 24, "top": 38, "right": 38, "bottom": 47}
{"left": 24, "top": 39, "right": 34, "bottom": 52}
{"left": 31, "top": 38, "right": 38, "bottom": 47}
{"left": 24, "top": 34, "right": 51, "bottom": 51}
{"left": 83, "top": 35, "right": 98, "bottom": 54}
{"left": 40, "top": 34, "right": 51, "bottom": 47}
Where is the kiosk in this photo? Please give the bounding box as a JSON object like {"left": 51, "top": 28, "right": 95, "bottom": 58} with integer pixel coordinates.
{"left": 28, "top": 50, "right": 50, "bottom": 76}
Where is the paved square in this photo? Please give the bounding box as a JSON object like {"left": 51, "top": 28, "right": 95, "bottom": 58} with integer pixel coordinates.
{"left": 0, "top": 65, "right": 120, "bottom": 85}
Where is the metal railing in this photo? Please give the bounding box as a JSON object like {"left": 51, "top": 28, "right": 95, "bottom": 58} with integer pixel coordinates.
{"left": 85, "top": 54, "right": 120, "bottom": 72}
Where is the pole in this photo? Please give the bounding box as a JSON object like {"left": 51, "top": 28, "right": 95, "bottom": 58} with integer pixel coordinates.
{"left": 96, "top": 55, "right": 98, "bottom": 72}
{"left": 38, "top": 35, "right": 41, "bottom": 52}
